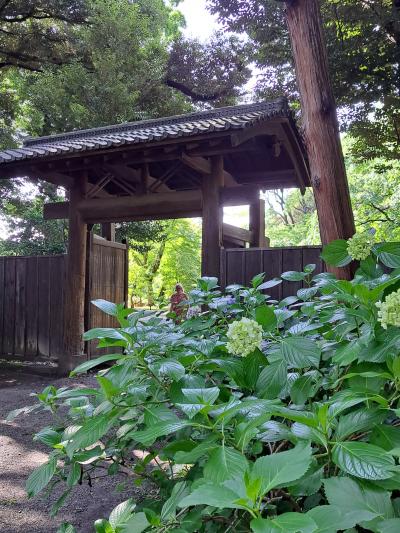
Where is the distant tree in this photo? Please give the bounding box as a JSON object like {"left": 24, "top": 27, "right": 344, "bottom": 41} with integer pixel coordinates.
{"left": 0, "top": 0, "right": 88, "bottom": 71}
{"left": 126, "top": 219, "right": 201, "bottom": 308}
{"left": 208, "top": 0, "right": 400, "bottom": 160}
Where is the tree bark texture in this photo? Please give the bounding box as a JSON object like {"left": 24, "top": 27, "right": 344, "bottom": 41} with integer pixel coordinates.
{"left": 285, "top": 0, "right": 355, "bottom": 278}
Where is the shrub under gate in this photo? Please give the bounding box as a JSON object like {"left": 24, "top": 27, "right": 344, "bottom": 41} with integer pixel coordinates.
{"left": 8, "top": 238, "right": 400, "bottom": 533}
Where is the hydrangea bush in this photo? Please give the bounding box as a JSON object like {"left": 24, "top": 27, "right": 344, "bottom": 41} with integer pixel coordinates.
{"left": 8, "top": 238, "right": 400, "bottom": 533}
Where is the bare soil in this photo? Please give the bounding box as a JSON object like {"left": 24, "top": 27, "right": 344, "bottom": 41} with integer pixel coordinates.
{"left": 0, "top": 368, "right": 147, "bottom": 533}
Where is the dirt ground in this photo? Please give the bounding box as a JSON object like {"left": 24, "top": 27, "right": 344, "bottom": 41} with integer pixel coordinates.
{"left": 0, "top": 368, "right": 146, "bottom": 533}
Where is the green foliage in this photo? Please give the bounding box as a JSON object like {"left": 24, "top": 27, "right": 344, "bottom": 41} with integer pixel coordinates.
{"left": 14, "top": 237, "right": 400, "bottom": 531}
{"left": 264, "top": 141, "right": 400, "bottom": 247}
{"left": 208, "top": 0, "right": 399, "bottom": 161}
{"left": 128, "top": 219, "right": 201, "bottom": 307}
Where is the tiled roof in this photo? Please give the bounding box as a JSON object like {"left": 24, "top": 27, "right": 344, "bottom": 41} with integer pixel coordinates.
{"left": 0, "top": 98, "right": 292, "bottom": 165}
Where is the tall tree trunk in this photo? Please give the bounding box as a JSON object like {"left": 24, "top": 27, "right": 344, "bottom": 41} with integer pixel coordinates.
{"left": 284, "top": 0, "right": 355, "bottom": 279}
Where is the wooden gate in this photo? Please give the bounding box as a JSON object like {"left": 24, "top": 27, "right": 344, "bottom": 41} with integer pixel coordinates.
{"left": 220, "top": 246, "right": 325, "bottom": 299}
{"left": 86, "top": 234, "right": 128, "bottom": 358}
{"left": 0, "top": 234, "right": 128, "bottom": 365}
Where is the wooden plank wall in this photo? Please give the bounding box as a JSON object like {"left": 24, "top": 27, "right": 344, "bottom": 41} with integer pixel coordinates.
{"left": 220, "top": 246, "right": 325, "bottom": 299}
{"left": 0, "top": 236, "right": 127, "bottom": 363}
{"left": 87, "top": 235, "right": 128, "bottom": 358}
{"left": 0, "top": 255, "right": 65, "bottom": 362}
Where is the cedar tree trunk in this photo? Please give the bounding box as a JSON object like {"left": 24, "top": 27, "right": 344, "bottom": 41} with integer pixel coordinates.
{"left": 284, "top": 0, "right": 356, "bottom": 278}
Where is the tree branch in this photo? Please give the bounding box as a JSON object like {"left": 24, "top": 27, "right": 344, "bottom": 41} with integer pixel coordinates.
{"left": 164, "top": 78, "right": 229, "bottom": 102}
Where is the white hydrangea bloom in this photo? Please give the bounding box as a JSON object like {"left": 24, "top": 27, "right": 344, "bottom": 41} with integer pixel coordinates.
{"left": 347, "top": 232, "right": 375, "bottom": 261}
{"left": 226, "top": 317, "right": 263, "bottom": 357}
{"left": 376, "top": 289, "right": 400, "bottom": 330}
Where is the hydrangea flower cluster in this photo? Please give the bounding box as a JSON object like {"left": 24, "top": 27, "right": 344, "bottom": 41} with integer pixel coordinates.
{"left": 347, "top": 232, "right": 375, "bottom": 261}
{"left": 376, "top": 289, "right": 400, "bottom": 329}
{"left": 226, "top": 317, "right": 263, "bottom": 357}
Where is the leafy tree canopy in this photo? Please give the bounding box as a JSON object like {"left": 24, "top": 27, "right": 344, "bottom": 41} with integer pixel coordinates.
{"left": 208, "top": 0, "right": 400, "bottom": 160}
{"left": 0, "top": 0, "right": 88, "bottom": 71}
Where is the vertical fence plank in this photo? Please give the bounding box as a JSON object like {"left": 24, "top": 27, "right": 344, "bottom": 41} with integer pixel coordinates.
{"left": 262, "top": 249, "right": 283, "bottom": 300}
{"left": 50, "top": 256, "right": 65, "bottom": 360}
{"left": 14, "top": 258, "right": 27, "bottom": 356}
{"left": 302, "top": 247, "right": 324, "bottom": 276}
{"left": 3, "top": 258, "right": 16, "bottom": 356}
{"left": 244, "top": 249, "right": 263, "bottom": 285}
{"left": 37, "top": 256, "right": 50, "bottom": 357}
{"left": 25, "top": 256, "right": 39, "bottom": 358}
{"left": 226, "top": 250, "right": 245, "bottom": 286}
{"left": 282, "top": 248, "right": 303, "bottom": 298}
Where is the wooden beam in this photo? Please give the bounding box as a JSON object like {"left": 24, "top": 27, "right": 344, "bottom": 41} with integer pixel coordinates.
{"left": 101, "top": 222, "right": 115, "bottom": 241}
{"left": 43, "top": 185, "right": 268, "bottom": 220}
{"left": 202, "top": 155, "right": 223, "bottom": 278}
{"left": 221, "top": 185, "right": 261, "bottom": 206}
{"left": 60, "top": 174, "right": 88, "bottom": 374}
{"left": 181, "top": 153, "right": 237, "bottom": 187}
{"left": 249, "top": 198, "right": 267, "bottom": 248}
{"left": 223, "top": 223, "right": 253, "bottom": 244}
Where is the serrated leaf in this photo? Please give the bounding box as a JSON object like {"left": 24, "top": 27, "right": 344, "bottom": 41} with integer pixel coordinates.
{"left": 371, "top": 425, "right": 400, "bottom": 451}
{"left": 281, "top": 271, "right": 306, "bottom": 282}
{"left": 122, "top": 512, "right": 149, "bottom": 533}
{"left": 335, "top": 408, "right": 387, "bottom": 440}
{"left": 324, "top": 477, "right": 394, "bottom": 528}
{"left": 151, "top": 359, "right": 185, "bottom": 381}
{"left": 83, "top": 328, "right": 128, "bottom": 341}
{"left": 332, "top": 441, "right": 395, "bottom": 480}
{"left": 67, "top": 462, "right": 81, "bottom": 487}
{"left": 34, "top": 427, "right": 61, "bottom": 447}
{"left": 92, "top": 299, "right": 119, "bottom": 316}
{"left": 181, "top": 387, "right": 219, "bottom": 405}
{"left": 256, "top": 361, "right": 287, "bottom": 399}
{"left": 203, "top": 446, "right": 248, "bottom": 483}
{"left": 109, "top": 499, "right": 136, "bottom": 528}
{"left": 306, "top": 505, "right": 347, "bottom": 533}
{"left": 66, "top": 415, "right": 112, "bottom": 457}
{"left": 251, "top": 513, "right": 317, "bottom": 533}
{"left": 161, "top": 482, "right": 188, "bottom": 521}
{"left": 26, "top": 456, "right": 57, "bottom": 498}
{"left": 280, "top": 337, "right": 321, "bottom": 369}
{"left": 320, "top": 239, "right": 351, "bottom": 267}
{"left": 174, "top": 435, "right": 219, "bottom": 464}
{"left": 252, "top": 442, "right": 312, "bottom": 494}
{"left": 133, "top": 420, "right": 193, "bottom": 446}
{"left": 70, "top": 354, "right": 123, "bottom": 376}
{"left": 178, "top": 483, "right": 244, "bottom": 510}
{"left": 375, "top": 243, "right": 400, "bottom": 268}
{"left": 258, "top": 278, "right": 282, "bottom": 291}
{"left": 290, "top": 374, "right": 318, "bottom": 405}
{"left": 255, "top": 305, "right": 277, "bottom": 331}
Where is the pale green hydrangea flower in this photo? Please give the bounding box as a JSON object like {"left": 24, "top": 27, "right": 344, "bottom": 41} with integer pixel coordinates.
{"left": 226, "top": 317, "right": 263, "bottom": 357}
{"left": 347, "top": 232, "right": 375, "bottom": 261}
{"left": 376, "top": 289, "right": 400, "bottom": 330}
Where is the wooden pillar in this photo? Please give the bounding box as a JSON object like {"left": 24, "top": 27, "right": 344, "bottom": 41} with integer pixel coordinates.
{"left": 101, "top": 222, "right": 115, "bottom": 241}
{"left": 249, "top": 198, "right": 268, "bottom": 248}
{"left": 201, "top": 155, "right": 223, "bottom": 279}
{"left": 285, "top": 0, "right": 355, "bottom": 279}
{"left": 60, "top": 175, "right": 88, "bottom": 374}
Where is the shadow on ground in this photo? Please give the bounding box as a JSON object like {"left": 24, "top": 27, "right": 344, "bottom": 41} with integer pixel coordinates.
{"left": 0, "top": 368, "right": 147, "bottom": 533}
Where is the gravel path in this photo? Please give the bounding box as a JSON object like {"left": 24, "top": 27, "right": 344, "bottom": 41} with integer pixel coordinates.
{"left": 0, "top": 368, "right": 146, "bottom": 533}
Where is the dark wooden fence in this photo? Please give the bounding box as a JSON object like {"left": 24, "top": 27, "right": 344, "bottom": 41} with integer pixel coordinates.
{"left": 0, "top": 255, "right": 66, "bottom": 363}
{"left": 0, "top": 243, "right": 322, "bottom": 367}
{"left": 220, "top": 246, "right": 325, "bottom": 299}
{"left": 86, "top": 235, "right": 128, "bottom": 358}
{"left": 0, "top": 234, "right": 128, "bottom": 365}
